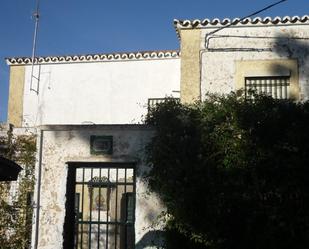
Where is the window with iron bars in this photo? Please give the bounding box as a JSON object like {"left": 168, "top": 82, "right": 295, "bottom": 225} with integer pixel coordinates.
{"left": 245, "top": 76, "right": 290, "bottom": 100}
{"left": 148, "top": 98, "right": 180, "bottom": 110}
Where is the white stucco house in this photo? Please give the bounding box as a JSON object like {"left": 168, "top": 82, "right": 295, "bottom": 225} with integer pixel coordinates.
{"left": 4, "top": 14, "right": 309, "bottom": 249}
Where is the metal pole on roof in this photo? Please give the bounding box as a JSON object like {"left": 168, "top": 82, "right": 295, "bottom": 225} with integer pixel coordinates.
{"left": 30, "top": 0, "right": 40, "bottom": 94}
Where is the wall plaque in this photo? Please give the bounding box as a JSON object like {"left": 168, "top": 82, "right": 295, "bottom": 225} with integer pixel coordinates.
{"left": 90, "top": 136, "right": 113, "bottom": 155}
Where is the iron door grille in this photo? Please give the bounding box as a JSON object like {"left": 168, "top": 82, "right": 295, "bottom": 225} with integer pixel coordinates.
{"left": 245, "top": 76, "right": 290, "bottom": 100}
{"left": 72, "top": 164, "right": 135, "bottom": 249}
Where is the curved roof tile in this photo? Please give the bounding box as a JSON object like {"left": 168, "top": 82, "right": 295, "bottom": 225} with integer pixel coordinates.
{"left": 173, "top": 15, "right": 309, "bottom": 40}
{"left": 174, "top": 15, "right": 309, "bottom": 29}
{"left": 6, "top": 50, "right": 180, "bottom": 65}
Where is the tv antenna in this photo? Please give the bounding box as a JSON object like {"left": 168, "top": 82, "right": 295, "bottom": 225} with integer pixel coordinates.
{"left": 30, "top": 0, "right": 40, "bottom": 94}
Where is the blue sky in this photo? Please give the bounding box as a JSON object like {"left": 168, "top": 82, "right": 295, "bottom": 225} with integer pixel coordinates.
{"left": 0, "top": 0, "right": 308, "bottom": 122}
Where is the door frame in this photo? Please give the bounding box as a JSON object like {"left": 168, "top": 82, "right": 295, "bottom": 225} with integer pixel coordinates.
{"left": 62, "top": 162, "right": 136, "bottom": 249}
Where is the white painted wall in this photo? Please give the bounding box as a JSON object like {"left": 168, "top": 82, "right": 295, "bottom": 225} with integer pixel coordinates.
{"left": 32, "top": 125, "right": 164, "bottom": 249}
{"left": 23, "top": 58, "right": 180, "bottom": 126}
{"left": 200, "top": 24, "right": 309, "bottom": 99}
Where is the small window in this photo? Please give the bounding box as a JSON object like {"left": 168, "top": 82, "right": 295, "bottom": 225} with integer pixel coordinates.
{"left": 245, "top": 76, "right": 290, "bottom": 100}
{"left": 148, "top": 98, "right": 167, "bottom": 109}
{"left": 148, "top": 98, "right": 180, "bottom": 110}
{"left": 235, "top": 59, "right": 299, "bottom": 100}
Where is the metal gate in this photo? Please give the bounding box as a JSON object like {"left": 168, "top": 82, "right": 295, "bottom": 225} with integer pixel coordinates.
{"left": 71, "top": 164, "right": 135, "bottom": 249}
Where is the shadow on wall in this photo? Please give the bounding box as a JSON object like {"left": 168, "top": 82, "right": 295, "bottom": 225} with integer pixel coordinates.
{"left": 48, "top": 127, "right": 153, "bottom": 178}
{"left": 44, "top": 127, "right": 165, "bottom": 247}
{"left": 135, "top": 230, "right": 165, "bottom": 249}
{"left": 40, "top": 34, "right": 309, "bottom": 249}
{"left": 273, "top": 35, "right": 309, "bottom": 99}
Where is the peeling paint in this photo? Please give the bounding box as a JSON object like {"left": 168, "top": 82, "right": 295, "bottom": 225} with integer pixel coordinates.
{"left": 200, "top": 25, "right": 309, "bottom": 99}
{"left": 34, "top": 126, "right": 162, "bottom": 249}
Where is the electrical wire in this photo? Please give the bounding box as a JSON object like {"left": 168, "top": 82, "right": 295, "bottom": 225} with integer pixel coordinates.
{"left": 200, "top": 0, "right": 289, "bottom": 100}
{"left": 205, "top": 0, "right": 288, "bottom": 47}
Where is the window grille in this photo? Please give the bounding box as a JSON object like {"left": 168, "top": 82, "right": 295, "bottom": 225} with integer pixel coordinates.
{"left": 245, "top": 76, "right": 290, "bottom": 100}
{"left": 148, "top": 98, "right": 180, "bottom": 110}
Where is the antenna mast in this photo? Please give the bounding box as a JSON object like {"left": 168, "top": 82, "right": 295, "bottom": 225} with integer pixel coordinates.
{"left": 30, "top": 0, "right": 40, "bottom": 93}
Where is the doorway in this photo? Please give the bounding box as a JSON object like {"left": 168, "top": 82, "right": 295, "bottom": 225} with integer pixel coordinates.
{"left": 64, "top": 163, "right": 135, "bottom": 249}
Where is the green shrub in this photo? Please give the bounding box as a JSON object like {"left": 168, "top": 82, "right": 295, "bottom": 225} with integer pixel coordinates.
{"left": 0, "top": 135, "right": 36, "bottom": 249}
{"left": 145, "top": 94, "right": 309, "bottom": 249}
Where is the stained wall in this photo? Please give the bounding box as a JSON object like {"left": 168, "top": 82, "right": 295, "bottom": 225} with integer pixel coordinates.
{"left": 32, "top": 125, "right": 163, "bottom": 249}
{"left": 200, "top": 24, "right": 309, "bottom": 100}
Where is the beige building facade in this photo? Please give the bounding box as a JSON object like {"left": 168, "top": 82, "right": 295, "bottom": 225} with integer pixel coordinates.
{"left": 175, "top": 15, "right": 309, "bottom": 102}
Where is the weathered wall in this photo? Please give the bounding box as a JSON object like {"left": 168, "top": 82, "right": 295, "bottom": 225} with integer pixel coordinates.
{"left": 8, "top": 66, "right": 25, "bottom": 127}
{"left": 21, "top": 58, "right": 180, "bottom": 126}
{"left": 180, "top": 29, "right": 201, "bottom": 103}
{"left": 32, "top": 125, "right": 163, "bottom": 249}
{"left": 200, "top": 24, "right": 309, "bottom": 100}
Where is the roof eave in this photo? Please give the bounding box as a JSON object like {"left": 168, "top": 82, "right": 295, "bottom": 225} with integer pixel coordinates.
{"left": 6, "top": 50, "right": 180, "bottom": 66}
{"left": 174, "top": 15, "right": 309, "bottom": 30}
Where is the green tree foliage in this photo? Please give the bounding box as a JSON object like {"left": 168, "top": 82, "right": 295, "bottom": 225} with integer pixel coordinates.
{"left": 145, "top": 94, "right": 309, "bottom": 249}
{"left": 0, "top": 133, "right": 36, "bottom": 249}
